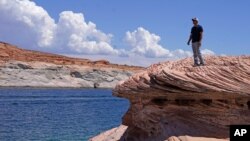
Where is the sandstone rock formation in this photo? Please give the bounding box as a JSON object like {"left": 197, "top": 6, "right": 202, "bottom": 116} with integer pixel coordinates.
{"left": 0, "top": 42, "right": 142, "bottom": 71}
{"left": 89, "top": 125, "right": 128, "bottom": 141}
{"left": 91, "top": 56, "right": 250, "bottom": 140}
{"left": 0, "top": 42, "right": 143, "bottom": 88}
{"left": 90, "top": 125, "right": 229, "bottom": 141}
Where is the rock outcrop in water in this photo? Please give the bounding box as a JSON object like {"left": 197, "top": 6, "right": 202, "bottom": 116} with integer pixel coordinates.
{"left": 0, "top": 42, "right": 143, "bottom": 88}
{"left": 91, "top": 56, "right": 250, "bottom": 141}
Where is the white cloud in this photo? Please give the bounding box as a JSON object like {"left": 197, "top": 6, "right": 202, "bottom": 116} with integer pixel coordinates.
{"left": 0, "top": 0, "right": 56, "bottom": 48}
{"left": 124, "top": 27, "right": 196, "bottom": 59}
{"left": 124, "top": 27, "right": 215, "bottom": 59}
{"left": 55, "top": 11, "right": 118, "bottom": 55}
{"left": 0, "top": 0, "right": 117, "bottom": 55}
{"left": 201, "top": 49, "right": 215, "bottom": 55}
{"left": 171, "top": 49, "right": 192, "bottom": 59}
{"left": 124, "top": 27, "right": 172, "bottom": 58}
{"left": 0, "top": 0, "right": 216, "bottom": 66}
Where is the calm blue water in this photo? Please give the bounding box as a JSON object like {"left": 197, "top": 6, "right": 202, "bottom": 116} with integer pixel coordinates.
{"left": 0, "top": 88, "right": 129, "bottom": 141}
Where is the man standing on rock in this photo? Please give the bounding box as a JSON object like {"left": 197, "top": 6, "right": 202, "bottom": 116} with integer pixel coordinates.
{"left": 187, "top": 17, "right": 205, "bottom": 66}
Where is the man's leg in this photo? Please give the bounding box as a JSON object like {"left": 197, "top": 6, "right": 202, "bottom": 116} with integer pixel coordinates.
{"left": 197, "top": 43, "right": 205, "bottom": 65}
{"left": 192, "top": 42, "right": 199, "bottom": 65}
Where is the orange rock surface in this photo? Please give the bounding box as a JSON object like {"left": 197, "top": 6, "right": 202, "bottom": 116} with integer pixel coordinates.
{"left": 111, "top": 56, "right": 250, "bottom": 141}
{"left": 0, "top": 42, "right": 143, "bottom": 71}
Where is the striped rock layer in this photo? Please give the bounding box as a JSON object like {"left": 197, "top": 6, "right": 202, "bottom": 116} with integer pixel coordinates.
{"left": 113, "top": 56, "right": 250, "bottom": 141}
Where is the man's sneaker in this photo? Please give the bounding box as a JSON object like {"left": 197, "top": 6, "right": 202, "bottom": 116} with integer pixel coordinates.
{"left": 200, "top": 63, "right": 205, "bottom": 66}
{"left": 193, "top": 64, "right": 200, "bottom": 67}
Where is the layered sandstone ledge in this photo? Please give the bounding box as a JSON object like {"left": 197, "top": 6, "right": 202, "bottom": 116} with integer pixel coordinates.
{"left": 0, "top": 61, "right": 137, "bottom": 88}
{"left": 90, "top": 125, "right": 229, "bottom": 141}
{"left": 0, "top": 42, "right": 143, "bottom": 88}
{"left": 91, "top": 56, "right": 250, "bottom": 141}
{"left": 0, "top": 42, "right": 142, "bottom": 71}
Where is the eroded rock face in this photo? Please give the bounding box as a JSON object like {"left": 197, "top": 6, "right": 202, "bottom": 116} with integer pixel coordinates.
{"left": 113, "top": 56, "right": 250, "bottom": 141}
{"left": 89, "top": 125, "right": 128, "bottom": 141}
{"left": 0, "top": 61, "right": 136, "bottom": 88}
{"left": 90, "top": 126, "right": 229, "bottom": 141}
{"left": 0, "top": 42, "right": 143, "bottom": 71}
{"left": 0, "top": 42, "right": 144, "bottom": 88}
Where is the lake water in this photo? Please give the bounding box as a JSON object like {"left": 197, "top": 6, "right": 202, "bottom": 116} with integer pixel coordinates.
{"left": 0, "top": 88, "right": 129, "bottom": 141}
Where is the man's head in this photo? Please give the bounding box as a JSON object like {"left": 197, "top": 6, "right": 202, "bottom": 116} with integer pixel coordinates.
{"left": 192, "top": 17, "right": 199, "bottom": 25}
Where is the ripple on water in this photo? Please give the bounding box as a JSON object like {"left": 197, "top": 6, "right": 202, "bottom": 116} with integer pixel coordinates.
{"left": 0, "top": 88, "right": 129, "bottom": 141}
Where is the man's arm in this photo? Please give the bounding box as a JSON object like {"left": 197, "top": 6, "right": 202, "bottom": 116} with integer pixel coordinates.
{"left": 198, "top": 32, "right": 203, "bottom": 47}
{"left": 199, "top": 32, "right": 203, "bottom": 42}
{"left": 187, "top": 34, "right": 192, "bottom": 45}
{"left": 199, "top": 26, "right": 203, "bottom": 43}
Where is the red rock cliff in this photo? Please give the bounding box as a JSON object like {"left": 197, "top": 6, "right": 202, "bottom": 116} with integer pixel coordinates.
{"left": 0, "top": 42, "right": 143, "bottom": 71}
{"left": 112, "top": 56, "right": 250, "bottom": 141}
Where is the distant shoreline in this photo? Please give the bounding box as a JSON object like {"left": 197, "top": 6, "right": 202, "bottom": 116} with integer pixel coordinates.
{"left": 0, "top": 42, "right": 143, "bottom": 90}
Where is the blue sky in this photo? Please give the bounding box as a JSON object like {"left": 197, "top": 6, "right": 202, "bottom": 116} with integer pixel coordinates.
{"left": 33, "top": 0, "right": 250, "bottom": 55}
{"left": 0, "top": 0, "right": 249, "bottom": 66}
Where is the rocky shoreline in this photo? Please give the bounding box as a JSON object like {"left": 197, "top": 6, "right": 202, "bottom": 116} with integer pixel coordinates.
{"left": 0, "top": 42, "right": 143, "bottom": 88}
{"left": 90, "top": 56, "right": 250, "bottom": 141}
{"left": 90, "top": 125, "right": 229, "bottom": 141}
{"left": 0, "top": 61, "right": 137, "bottom": 88}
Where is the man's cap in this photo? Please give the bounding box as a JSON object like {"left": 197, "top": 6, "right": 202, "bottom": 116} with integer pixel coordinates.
{"left": 192, "top": 17, "right": 199, "bottom": 22}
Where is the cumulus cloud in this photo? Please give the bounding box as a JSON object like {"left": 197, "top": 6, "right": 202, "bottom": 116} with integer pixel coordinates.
{"left": 55, "top": 11, "right": 118, "bottom": 55}
{"left": 201, "top": 49, "right": 215, "bottom": 55}
{"left": 171, "top": 49, "right": 192, "bottom": 59}
{"left": 124, "top": 27, "right": 215, "bottom": 59}
{"left": 124, "top": 27, "right": 172, "bottom": 58}
{"left": 0, "top": 0, "right": 215, "bottom": 64}
{"left": 0, "top": 0, "right": 55, "bottom": 48}
{"left": 124, "top": 27, "right": 195, "bottom": 59}
{"left": 0, "top": 0, "right": 117, "bottom": 55}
